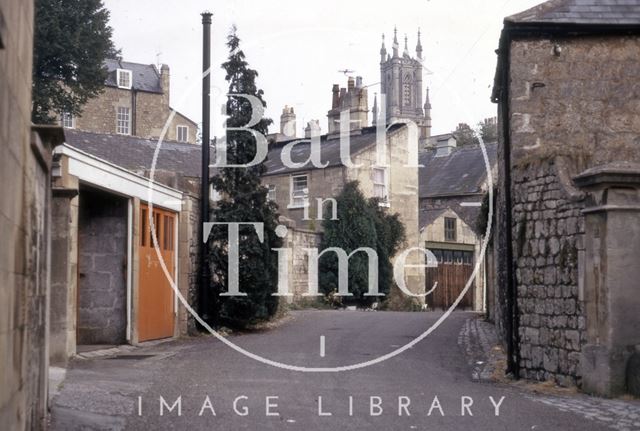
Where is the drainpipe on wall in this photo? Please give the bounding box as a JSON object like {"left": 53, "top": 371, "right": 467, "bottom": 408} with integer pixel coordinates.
{"left": 131, "top": 89, "right": 137, "bottom": 136}
{"left": 199, "top": 11, "right": 213, "bottom": 326}
{"left": 495, "top": 25, "right": 521, "bottom": 378}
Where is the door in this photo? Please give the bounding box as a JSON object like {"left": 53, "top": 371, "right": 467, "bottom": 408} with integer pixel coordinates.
{"left": 426, "top": 248, "right": 475, "bottom": 310}
{"left": 138, "top": 203, "right": 176, "bottom": 341}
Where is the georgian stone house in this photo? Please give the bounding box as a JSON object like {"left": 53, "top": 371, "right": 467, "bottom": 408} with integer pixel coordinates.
{"left": 59, "top": 59, "right": 198, "bottom": 144}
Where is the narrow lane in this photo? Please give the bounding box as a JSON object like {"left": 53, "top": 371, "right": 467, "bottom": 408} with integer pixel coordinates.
{"left": 114, "top": 311, "right": 612, "bottom": 430}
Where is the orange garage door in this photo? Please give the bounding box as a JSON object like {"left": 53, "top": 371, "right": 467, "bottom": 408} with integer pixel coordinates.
{"left": 138, "top": 203, "right": 176, "bottom": 341}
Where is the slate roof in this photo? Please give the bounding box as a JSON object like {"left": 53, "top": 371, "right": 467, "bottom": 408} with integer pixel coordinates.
{"left": 263, "top": 125, "right": 405, "bottom": 176}
{"left": 419, "top": 208, "right": 447, "bottom": 233}
{"left": 418, "top": 143, "right": 497, "bottom": 198}
{"left": 506, "top": 0, "right": 640, "bottom": 25}
{"left": 63, "top": 129, "right": 205, "bottom": 178}
{"left": 104, "top": 59, "right": 163, "bottom": 93}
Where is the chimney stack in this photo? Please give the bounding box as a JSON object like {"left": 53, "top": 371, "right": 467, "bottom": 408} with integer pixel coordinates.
{"left": 304, "top": 120, "right": 321, "bottom": 138}
{"left": 327, "top": 76, "right": 369, "bottom": 134}
{"left": 160, "top": 64, "right": 170, "bottom": 106}
{"left": 280, "top": 105, "right": 296, "bottom": 138}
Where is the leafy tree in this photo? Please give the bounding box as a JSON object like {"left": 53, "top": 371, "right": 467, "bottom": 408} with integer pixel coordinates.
{"left": 32, "top": 0, "right": 119, "bottom": 124}
{"left": 453, "top": 122, "right": 480, "bottom": 147}
{"left": 319, "top": 182, "right": 405, "bottom": 306}
{"left": 208, "top": 27, "right": 281, "bottom": 328}
{"left": 478, "top": 117, "right": 498, "bottom": 143}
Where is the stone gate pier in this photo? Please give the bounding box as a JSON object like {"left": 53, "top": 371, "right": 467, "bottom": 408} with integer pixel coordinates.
{"left": 574, "top": 163, "right": 640, "bottom": 397}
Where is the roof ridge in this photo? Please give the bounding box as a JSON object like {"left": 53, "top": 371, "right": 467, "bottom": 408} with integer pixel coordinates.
{"left": 505, "top": 0, "right": 570, "bottom": 23}
{"left": 65, "top": 128, "right": 197, "bottom": 148}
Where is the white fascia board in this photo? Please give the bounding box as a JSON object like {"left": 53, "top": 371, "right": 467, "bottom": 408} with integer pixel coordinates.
{"left": 55, "top": 144, "right": 183, "bottom": 212}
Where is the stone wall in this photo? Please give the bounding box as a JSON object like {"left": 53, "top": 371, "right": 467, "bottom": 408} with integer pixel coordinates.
{"left": 177, "top": 194, "right": 200, "bottom": 335}
{"left": 290, "top": 228, "right": 322, "bottom": 299}
{"left": 77, "top": 188, "right": 128, "bottom": 344}
{"left": 0, "top": 1, "right": 53, "bottom": 429}
{"left": 50, "top": 186, "right": 79, "bottom": 365}
{"left": 262, "top": 164, "right": 346, "bottom": 231}
{"left": 498, "top": 35, "right": 640, "bottom": 385}
{"left": 511, "top": 161, "right": 585, "bottom": 385}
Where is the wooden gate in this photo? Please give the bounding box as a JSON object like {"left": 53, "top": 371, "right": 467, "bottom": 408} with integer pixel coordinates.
{"left": 426, "top": 248, "right": 475, "bottom": 310}
{"left": 138, "top": 203, "right": 176, "bottom": 342}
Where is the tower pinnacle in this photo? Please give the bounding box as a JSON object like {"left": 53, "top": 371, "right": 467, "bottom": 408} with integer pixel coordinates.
{"left": 416, "top": 28, "right": 423, "bottom": 59}
{"left": 380, "top": 33, "right": 387, "bottom": 63}
{"left": 392, "top": 26, "right": 399, "bottom": 57}
{"left": 372, "top": 92, "right": 378, "bottom": 126}
{"left": 403, "top": 34, "right": 410, "bottom": 57}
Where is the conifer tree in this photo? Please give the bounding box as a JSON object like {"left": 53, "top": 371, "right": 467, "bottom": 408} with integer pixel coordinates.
{"left": 208, "top": 27, "right": 281, "bottom": 328}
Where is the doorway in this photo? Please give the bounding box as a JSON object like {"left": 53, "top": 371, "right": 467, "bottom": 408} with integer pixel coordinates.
{"left": 77, "top": 186, "right": 128, "bottom": 345}
{"left": 137, "top": 203, "right": 176, "bottom": 342}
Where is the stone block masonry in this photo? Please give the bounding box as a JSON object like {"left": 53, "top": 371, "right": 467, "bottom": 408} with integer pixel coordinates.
{"left": 511, "top": 161, "right": 586, "bottom": 386}
{"left": 497, "top": 33, "right": 640, "bottom": 387}
{"left": 77, "top": 188, "right": 129, "bottom": 345}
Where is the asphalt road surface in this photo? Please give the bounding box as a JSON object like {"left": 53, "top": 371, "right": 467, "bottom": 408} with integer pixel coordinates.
{"left": 51, "top": 310, "right": 619, "bottom": 430}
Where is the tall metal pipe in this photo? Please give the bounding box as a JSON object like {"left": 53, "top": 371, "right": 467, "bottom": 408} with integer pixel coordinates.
{"left": 199, "top": 11, "right": 213, "bottom": 324}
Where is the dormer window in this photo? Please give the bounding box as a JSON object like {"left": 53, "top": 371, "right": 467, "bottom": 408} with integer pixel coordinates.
{"left": 61, "top": 112, "right": 75, "bottom": 129}
{"left": 117, "top": 69, "right": 132, "bottom": 89}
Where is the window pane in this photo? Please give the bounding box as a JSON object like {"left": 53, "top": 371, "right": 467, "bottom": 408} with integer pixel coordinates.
{"left": 291, "top": 175, "right": 308, "bottom": 206}
{"left": 61, "top": 112, "right": 74, "bottom": 128}
{"left": 267, "top": 185, "right": 276, "bottom": 201}
{"left": 117, "top": 107, "right": 130, "bottom": 135}
{"left": 177, "top": 126, "right": 188, "bottom": 142}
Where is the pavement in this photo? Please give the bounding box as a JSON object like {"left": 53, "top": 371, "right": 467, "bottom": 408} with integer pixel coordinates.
{"left": 49, "top": 310, "right": 640, "bottom": 430}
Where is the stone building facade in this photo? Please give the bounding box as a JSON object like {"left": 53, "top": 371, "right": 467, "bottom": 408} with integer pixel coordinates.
{"left": 60, "top": 59, "right": 198, "bottom": 144}
{"left": 0, "top": 0, "right": 64, "bottom": 428}
{"left": 492, "top": 0, "right": 640, "bottom": 392}
{"left": 262, "top": 114, "right": 425, "bottom": 301}
{"left": 418, "top": 141, "right": 497, "bottom": 312}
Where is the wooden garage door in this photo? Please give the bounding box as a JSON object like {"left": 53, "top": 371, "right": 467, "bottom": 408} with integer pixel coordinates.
{"left": 138, "top": 203, "right": 176, "bottom": 342}
{"left": 426, "top": 249, "right": 475, "bottom": 310}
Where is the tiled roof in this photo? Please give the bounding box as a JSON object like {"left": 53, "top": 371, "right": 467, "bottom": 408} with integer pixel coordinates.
{"left": 419, "top": 143, "right": 497, "bottom": 198}
{"left": 263, "top": 125, "right": 405, "bottom": 176}
{"left": 506, "top": 0, "right": 640, "bottom": 25}
{"left": 63, "top": 129, "right": 206, "bottom": 178}
{"left": 104, "top": 59, "right": 163, "bottom": 93}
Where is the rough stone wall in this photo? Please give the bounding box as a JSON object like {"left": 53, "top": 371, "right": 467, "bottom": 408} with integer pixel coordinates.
{"left": 0, "top": 1, "right": 50, "bottom": 429}
{"left": 500, "top": 35, "right": 640, "bottom": 385}
{"left": 178, "top": 194, "right": 200, "bottom": 335}
{"left": 72, "top": 87, "right": 197, "bottom": 144}
{"left": 77, "top": 188, "right": 128, "bottom": 344}
{"left": 511, "top": 162, "right": 585, "bottom": 386}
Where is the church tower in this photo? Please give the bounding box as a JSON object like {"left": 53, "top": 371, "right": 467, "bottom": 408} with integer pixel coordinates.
{"left": 379, "top": 28, "right": 431, "bottom": 141}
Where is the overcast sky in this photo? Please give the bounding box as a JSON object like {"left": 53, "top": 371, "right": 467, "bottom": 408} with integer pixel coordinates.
{"left": 102, "top": 0, "right": 541, "bottom": 137}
